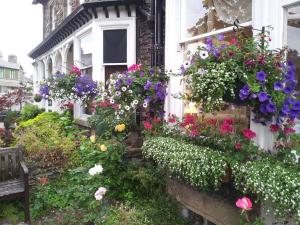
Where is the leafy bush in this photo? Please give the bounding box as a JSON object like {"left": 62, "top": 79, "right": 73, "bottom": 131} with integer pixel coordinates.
{"left": 142, "top": 137, "right": 228, "bottom": 190}
{"left": 232, "top": 158, "right": 300, "bottom": 221}
{"left": 3, "top": 110, "right": 18, "bottom": 129}
{"left": 16, "top": 112, "right": 76, "bottom": 167}
{"left": 19, "top": 104, "right": 44, "bottom": 122}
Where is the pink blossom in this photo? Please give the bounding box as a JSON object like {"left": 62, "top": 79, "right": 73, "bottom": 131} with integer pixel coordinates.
{"left": 128, "top": 64, "right": 141, "bottom": 72}
{"left": 143, "top": 121, "right": 153, "bottom": 130}
{"left": 220, "top": 124, "right": 233, "bottom": 135}
{"left": 284, "top": 127, "right": 295, "bottom": 136}
{"left": 235, "top": 143, "right": 242, "bottom": 150}
{"left": 95, "top": 187, "right": 107, "bottom": 201}
{"left": 270, "top": 124, "right": 279, "bottom": 133}
{"left": 236, "top": 197, "right": 252, "bottom": 211}
{"left": 71, "top": 66, "right": 81, "bottom": 75}
{"left": 242, "top": 129, "right": 256, "bottom": 140}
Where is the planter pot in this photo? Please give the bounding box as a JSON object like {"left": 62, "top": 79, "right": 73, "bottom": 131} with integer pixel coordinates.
{"left": 250, "top": 111, "right": 276, "bottom": 152}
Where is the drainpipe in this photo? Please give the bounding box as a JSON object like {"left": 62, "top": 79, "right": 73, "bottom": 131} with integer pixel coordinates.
{"left": 153, "top": 0, "right": 163, "bottom": 68}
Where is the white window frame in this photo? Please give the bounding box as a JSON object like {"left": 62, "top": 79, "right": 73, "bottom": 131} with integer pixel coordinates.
{"left": 78, "top": 29, "right": 93, "bottom": 70}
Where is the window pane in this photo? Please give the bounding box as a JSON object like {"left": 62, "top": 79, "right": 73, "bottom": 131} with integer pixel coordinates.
{"left": 287, "top": 4, "right": 300, "bottom": 91}
{"left": 80, "top": 33, "right": 93, "bottom": 68}
{"left": 103, "top": 29, "right": 127, "bottom": 63}
{"left": 187, "top": 0, "right": 252, "bottom": 37}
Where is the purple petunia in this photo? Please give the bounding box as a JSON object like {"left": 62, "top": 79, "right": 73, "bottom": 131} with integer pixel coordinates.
{"left": 149, "top": 68, "right": 155, "bottom": 76}
{"left": 256, "top": 71, "right": 267, "bottom": 82}
{"left": 239, "top": 85, "right": 251, "bottom": 100}
{"left": 274, "top": 81, "right": 284, "bottom": 91}
{"left": 259, "top": 104, "right": 267, "bottom": 114}
{"left": 266, "top": 101, "right": 276, "bottom": 113}
{"left": 217, "top": 34, "right": 225, "bottom": 41}
{"left": 140, "top": 71, "right": 145, "bottom": 77}
{"left": 126, "top": 78, "right": 134, "bottom": 86}
{"left": 115, "top": 79, "right": 122, "bottom": 90}
{"left": 144, "top": 80, "right": 152, "bottom": 91}
{"left": 213, "top": 49, "right": 220, "bottom": 58}
{"left": 258, "top": 92, "right": 268, "bottom": 102}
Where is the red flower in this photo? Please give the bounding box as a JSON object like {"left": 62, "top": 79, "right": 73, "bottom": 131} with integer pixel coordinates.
{"left": 183, "top": 114, "right": 197, "bottom": 125}
{"left": 235, "top": 143, "right": 242, "bottom": 150}
{"left": 270, "top": 124, "right": 280, "bottom": 133}
{"left": 284, "top": 127, "right": 295, "bottom": 136}
{"left": 128, "top": 64, "right": 141, "bottom": 72}
{"left": 242, "top": 129, "right": 256, "bottom": 140}
{"left": 228, "top": 51, "right": 235, "bottom": 57}
{"left": 168, "top": 117, "right": 176, "bottom": 123}
{"left": 189, "top": 129, "right": 199, "bottom": 137}
{"left": 143, "top": 121, "right": 153, "bottom": 130}
{"left": 230, "top": 38, "right": 238, "bottom": 45}
{"left": 98, "top": 101, "right": 111, "bottom": 108}
{"left": 207, "top": 118, "right": 217, "bottom": 126}
{"left": 223, "top": 118, "right": 234, "bottom": 125}
{"left": 153, "top": 117, "right": 162, "bottom": 124}
{"left": 71, "top": 66, "right": 81, "bottom": 75}
{"left": 220, "top": 124, "right": 233, "bottom": 135}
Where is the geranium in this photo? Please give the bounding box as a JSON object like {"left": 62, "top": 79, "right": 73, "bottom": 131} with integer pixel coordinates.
{"left": 270, "top": 124, "right": 280, "bottom": 133}
{"left": 284, "top": 127, "right": 295, "bottom": 136}
{"left": 38, "top": 177, "right": 49, "bottom": 186}
{"left": 128, "top": 64, "right": 141, "bottom": 72}
{"left": 236, "top": 197, "right": 252, "bottom": 211}
{"left": 143, "top": 121, "right": 153, "bottom": 130}
{"left": 235, "top": 143, "right": 242, "bottom": 150}
{"left": 88, "top": 164, "right": 103, "bottom": 176}
{"left": 242, "top": 129, "right": 256, "bottom": 140}
{"left": 94, "top": 187, "right": 107, "bottom": 201}
{"left": 220, "top": 123, "right": 233, "bottom": 135}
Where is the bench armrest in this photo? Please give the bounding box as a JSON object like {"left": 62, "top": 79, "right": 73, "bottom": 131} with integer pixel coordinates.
{"left": 20, "top": 161, "right": 29, "bottom": 176}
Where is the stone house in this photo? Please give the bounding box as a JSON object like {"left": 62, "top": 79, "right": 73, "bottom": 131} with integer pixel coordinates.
{"left": 29, "top": 0, "right": 165, "bottom": 120}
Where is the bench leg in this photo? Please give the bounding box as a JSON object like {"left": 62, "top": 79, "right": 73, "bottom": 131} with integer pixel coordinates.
{"left": 24, "top": 191, "right": 30, "bottom": 223}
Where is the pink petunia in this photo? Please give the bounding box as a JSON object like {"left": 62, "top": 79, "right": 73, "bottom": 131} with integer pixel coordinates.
{"left": 270, "top": 124, "right": 279, "bottom": 133}
{"left": 236, "top": 197, "right": 252, "bottom": 211}
{"left": 242, "top": 129, "right": 256, "bottom": 140}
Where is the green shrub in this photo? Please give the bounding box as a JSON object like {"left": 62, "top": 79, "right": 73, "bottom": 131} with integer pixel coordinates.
{"left": 3, "top": 110, "right": 18, "bottom": 129}
{"left": 142, "top": 137, "right": 228, "bottom": 190}
{"left": 16, "top": 112, "right": 76, "bottom": 168}
{"left": 19, "top": 104, "right": 44, "bottom": 122}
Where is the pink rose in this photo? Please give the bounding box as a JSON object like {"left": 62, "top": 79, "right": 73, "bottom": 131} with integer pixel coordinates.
{"left": 236, "top": 197, "right": 252, "bottom": 211}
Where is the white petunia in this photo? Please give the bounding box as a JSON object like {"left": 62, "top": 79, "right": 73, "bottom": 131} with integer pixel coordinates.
{"left": 110, "top": 99, "right": 115, "bottom": 104}
{"left": 143, "top": 102, "right": 148, "bottom": 108}
{"left": 121, "top": 87, "right": 127, "bottom": 92}
{"left": 116, "top": 91, "right": 121, "bottom": 96}
{"left": 125, "top": 105, "right": 130, "bottom": 111}
{"left": 133, "top": 100, "right": 139, "bottom": 105}
{"left": 117, "top": 74, "right": 123, "bottom": 79}
{"left": 89, "top": 164, "right": 103, "bottom": 176}
{"left": 129, "top": 90, "right": 133, "bottom": 94}
{"left": 199, "top": 50, "right": 209, "bottom": 59}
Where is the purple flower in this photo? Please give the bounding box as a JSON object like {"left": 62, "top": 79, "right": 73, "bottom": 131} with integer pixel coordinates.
{"left": 144, "top": 80, "right": 152, "bottom": 90}
{"left": 115, "top": 79, "right": 122, "bottom": 89}
{"left": 292, "top": 100, "right": 300, "bottom": 111}
{"left": 217, "top": 34, "right": 224, "bottom": 41}
{"left": 259, "top": 104, "right": 267, "bottom": 114}
{"left": 126, "top": 78, "right": 133, "bottom": 86}
{"left": 250, "top": 93, "right": 257, "bottom": 99}
{"left": 145, "top": 96, "right": 152, "bottom": 103}
{"left": 266, "top": 101, "right": 276, "bottom": 113}
{"left": 258, "top": 92, "right": 268, "bottom": 102}
{"left": 285, "top": 69, "right": 295, "bottom": 80}
{"left": 180, "top": 65, "right": 185, "bottom": 75}
{"left": 140, "top": 71, "right": 145, "bottom": 77}
{"left": 285, "top": 79, "right": 297, "bottom": 89}
{"left": 256, "top": 71, "right": 267, "bottom": 82}
{"left": 154, "top": 82, "right": 162, "bottom": 91}
{"left": 284, "top": 86, "right": 293, "bottom": 94}
{"left": 149, "top": 68, "right": 155, "bottom": 76}
{"left": 206, "top": 37, "right": 213, "bottom": 45}
{"left": 281, "top": 104, "right": 290, "bottom": 116}
{"left": 274, "top": 81, "right": 284, "bottom": 91}
{"left": 239, "top": 85, "right": 251, "bottom": 100}
{"left": 213, "top": 49, "right": 220, "bottom": 58}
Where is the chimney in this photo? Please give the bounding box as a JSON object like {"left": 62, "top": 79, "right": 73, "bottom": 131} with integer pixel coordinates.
{"left": 8, "top": 54, "right": 17, "bottom": 63}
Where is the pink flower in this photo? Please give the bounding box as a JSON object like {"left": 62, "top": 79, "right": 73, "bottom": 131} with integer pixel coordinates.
{"left": 94, "top": 187, "right": 107, "bottom": 201}
{"left": 220, "top": 124, "right": 233, "bottom": 135}
{"left": 206, "top": 118, "right": 218, "bottom": 126}
{"left": 128, "top": 64, "right": 141, "bottom": 72}
{"left": 270, "top": 124, "right": 279, "bottom": 133}
{"left": 242, "top": 129, "right": 256, "bottom": 140}
{"left": 223, "top": 118, "right": 234, "bottom": 125}
{"left": 235, "top": 143, "right": 242, "bottom": 150}
{"left": 284, "top": 127, "right": 295, "bottom": 136}
{"left": 143, "top": 121, "right": 153, "bottom": 130}
{"left": 236, "top": 197, "right": 252, "bottom": 211}
{"left": 189, "top": 129, "right": 199, "bottom": 137}
{"left": 71, "top": 66, "right": 81, "bottom": 75}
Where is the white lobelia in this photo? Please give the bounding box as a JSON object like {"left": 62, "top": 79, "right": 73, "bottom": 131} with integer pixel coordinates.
{"left": 88, "top": 164, "right": 103, "bottom": 176}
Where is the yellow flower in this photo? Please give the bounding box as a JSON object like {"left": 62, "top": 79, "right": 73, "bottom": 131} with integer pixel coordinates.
{"left": 90, "top": 135, "right": 96, "bottom": 143}
{"left": 115, "top": 124, "right": 126, "bottom": 132}
{"left": 99, "top": 144, "right": 107, "bottom": 152}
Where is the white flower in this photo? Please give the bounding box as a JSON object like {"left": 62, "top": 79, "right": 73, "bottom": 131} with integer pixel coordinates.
{"left": 120, "top": 110, "right": 124, "bottom": 115}
{"left": 129, "top": 90, "right": 133, "bottom": 94}
{"left": 102, "top": 92, "right": 107, "bottom": 97}
{"left": 133, "top": 100, "right": 139, "bottom": 105}
{"left": 116, "top": 91, "right": 121, "bottom": 96}
{"left": 88, "top": 164, "right": 103, "bottom": 176}
{"left": 125, "top": 105, "right": 130, "bottom": 111}
{"left": 110, "top": 99, "right": 115, "bottom": 104}
{"left": 143, "top": 102, "right": 148, "bottom": 108}
{"left": 183, "top": 61, "right": 190, "bottom": 69}
{"left": 94, "top": 187, "right": 107, "bottom": 201}
{"left": 117, "top": 74, "right": 123, "bottom": 79}
{"left": 199, "top": 50, "right": 209, "bottom": 59}
{"left": 122, "top": 87, "right": 127, "bottom": 92}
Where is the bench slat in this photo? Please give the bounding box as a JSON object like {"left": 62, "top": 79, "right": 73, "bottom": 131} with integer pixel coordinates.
{"left": 0, "top": 179, "right": 24, "bottom": 197}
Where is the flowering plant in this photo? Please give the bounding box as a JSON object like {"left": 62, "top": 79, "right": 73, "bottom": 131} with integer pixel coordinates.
{"left": 181, "top": 31, "right": 300, "bottom": 125}
{"left": 100, "top": 64, "right": 168, "bottom": 122}
{"left": 40, "top": 66, "right": 100, "bottom": 104}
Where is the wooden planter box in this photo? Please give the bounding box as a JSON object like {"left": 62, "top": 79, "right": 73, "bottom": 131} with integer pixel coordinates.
{"left": 166, "top": 178, "right": 241, "bottom": 225}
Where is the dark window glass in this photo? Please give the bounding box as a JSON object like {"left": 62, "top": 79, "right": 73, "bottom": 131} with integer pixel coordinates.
{"left": 103, "top": 29, "right": 127, "bottom": 63}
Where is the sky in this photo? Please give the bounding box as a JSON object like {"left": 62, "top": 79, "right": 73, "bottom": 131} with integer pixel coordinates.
{"left": 0, "top": 0, "right": 43, "bottom": 77}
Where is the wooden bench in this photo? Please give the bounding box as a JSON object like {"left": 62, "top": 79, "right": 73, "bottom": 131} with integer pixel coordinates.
{"left": 0, "top": 147, "right": 30, "bottom": 222}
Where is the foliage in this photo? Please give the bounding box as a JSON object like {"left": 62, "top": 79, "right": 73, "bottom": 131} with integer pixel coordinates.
{"left": 40, "top": 66, "right": 100, "bottom": 104}
{"left": 15, "top": 112, "right": 77, "bottom": 168}
{"left": 19, "top": 104, "right": 44, "bottom": 122}
{"left": 3, "top": 110, "right": 18, "bottom": 130}
{"left": 0, "top": 88, "right": 26, "bottom": 111}
{"left": 142, "top": 136, "right": 228, "bottom": 190}
{"left": 0, "top": 201, "right": 24, "bottom": 223}
{"left": 181, "top": 32, "right": 300, "bottom": 125}
{"left": 232, "top": 158, "right": 300, "bottom": 221}
{"left": 33, "top": 93, "right": 42, "bottom": 102}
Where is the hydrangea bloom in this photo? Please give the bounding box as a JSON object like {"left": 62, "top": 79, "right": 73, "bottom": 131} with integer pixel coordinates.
{"left": 89, "top": 164, "right": 103, "bottom": 176}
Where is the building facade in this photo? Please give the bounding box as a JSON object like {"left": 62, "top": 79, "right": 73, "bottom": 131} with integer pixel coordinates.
{"left": 30, "top": 0, "right": 164, "bottom": 118}
{"left": 0, "top": 53, "right": 25, "bottom": 94}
